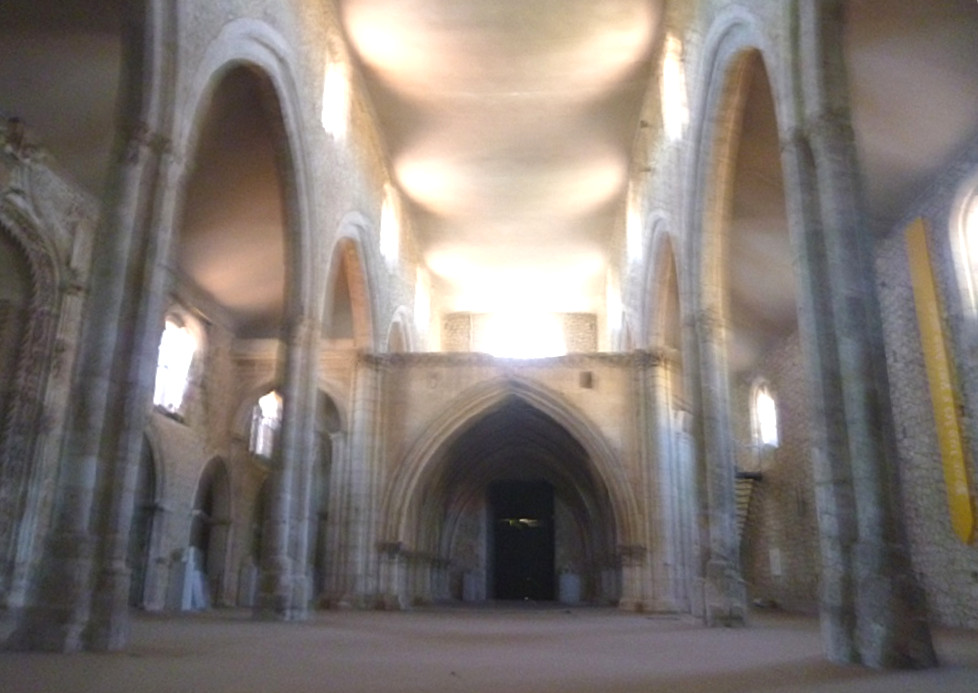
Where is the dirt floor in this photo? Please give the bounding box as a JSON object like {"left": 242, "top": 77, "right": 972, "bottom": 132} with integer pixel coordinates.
{"left": 2, "top": 606, "right": 977, "bottom": 693}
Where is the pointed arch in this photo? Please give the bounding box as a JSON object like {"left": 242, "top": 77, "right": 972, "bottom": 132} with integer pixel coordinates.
{"left": 0, "top": 207, "right": 61, "bottom": 603}
{"left": 381, "top": 376, "right": 641, "bottom": 558}
{"left": 126, "top": 435, "right": 161, "bottom": 607}
{"left": 174, "top": 18, "right": 318, "bottom": 329}
{"left": 191, "top": 457, "right": 233, "bottom": 605}
{"left": 681, "top": 7, "right": 783, "bottom": 625}
{"left": 385, "top": 306, "right": 413, "bottom": 353}
{"left": 323, "top": 219, "right": 376, "bottom": 350}
{"left": 642, "top": 217, "right": 683, "bottom": 353}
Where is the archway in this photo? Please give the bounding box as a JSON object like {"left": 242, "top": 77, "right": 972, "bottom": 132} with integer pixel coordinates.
{"left": 384, "top": 380, "right": 634, "bottom": 607}
{"left": 719, "top": 52, "right": 816, "bottom": 610}
{"left": 438, "top": 398, "right": 617, "bottom": 604}
{"left": 692, "top": 42, "right": 817, "bottom": 615}
{"left": 190, "top": 458, "right": 232, "bottom": 606}
{"left": 323, "top": 233, "right": 375, "bottom": 351}
{"left": 645, "top": 230, "right": 696, "bottom": 611}
{"left": 309, "top": 391, "right": 342, "bottom": 603}
{"left": 177, "top": 64, "right": 288, "bottom": 339}
{"left": 0, "top": 217, "right": 59, "bottom": 609}
{"left": 126, "top": 439, "right": 158, "bottom": 607}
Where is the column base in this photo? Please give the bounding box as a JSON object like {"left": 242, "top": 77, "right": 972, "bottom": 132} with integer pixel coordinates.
{"left": 702, "top": 558, "right": 747, "bottom": 627}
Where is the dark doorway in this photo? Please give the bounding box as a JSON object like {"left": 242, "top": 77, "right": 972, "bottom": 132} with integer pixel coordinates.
{"left": 490, "top": 480, "right": 555, "bottom": 601}
{"left": 127, "top": 441, "right": 157, "bottom": 606}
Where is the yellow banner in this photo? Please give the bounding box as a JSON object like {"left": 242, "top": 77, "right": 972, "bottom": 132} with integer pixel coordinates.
{"left": 906, "top": 218, "right": 975, "bottom": 544}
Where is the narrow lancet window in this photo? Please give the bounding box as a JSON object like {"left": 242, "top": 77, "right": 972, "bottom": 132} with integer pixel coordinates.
{"left": 752, "top": 381, "right": 779, "bottom": 449}
{"left": 250, "top": 390, "right": 283, "bottom": 457}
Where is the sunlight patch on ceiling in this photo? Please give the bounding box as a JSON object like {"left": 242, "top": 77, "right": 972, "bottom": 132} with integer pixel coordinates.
{"left": 343, "top": 0, "right": 655, "bottom": 100}
{"left": 395, "top": 146, "right": 625, "bottom": 218}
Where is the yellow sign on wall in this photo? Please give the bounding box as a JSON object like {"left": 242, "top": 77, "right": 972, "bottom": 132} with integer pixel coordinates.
{"left": 906, "top": 218, "right": 975, "bottom": 545}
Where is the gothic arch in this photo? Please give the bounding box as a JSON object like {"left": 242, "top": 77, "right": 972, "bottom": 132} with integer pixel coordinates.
{"left": 126, "top": 434, "right": 163, "bottom": 608}
{"left": 385, "top": 306, "right": 412, "bottom": 354}
{"left": 323, "top": 221, "right": 377, "bottom": 351}
{"left": 381, "top": 376, "right": 641, "bottom": 564}
{"left": 686, "top": 15, "right": 782, "bottom": 320}
{"left": 191, "top": 457, "right": 233, "bottom": 605}
{"left": 173, "top": 17, "right": 318, "bottom": 328}
{"left": 0, "top": 206, "right": 61, "bottom": 602}
{"left": 640, "top": 216, "right": 683, "bottom": 352}
{"left": 681, "top": 8, "right": 790, "bottom": 623}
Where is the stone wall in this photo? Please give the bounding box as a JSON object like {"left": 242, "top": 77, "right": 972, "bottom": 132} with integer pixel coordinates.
{"left": 875, "top": 141, "right": 978, "bottom": 629}
{"left": 737, "top": 334, "right": 820, "bottom": 613}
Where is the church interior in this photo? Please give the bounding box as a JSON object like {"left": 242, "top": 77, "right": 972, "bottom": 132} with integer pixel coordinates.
{"left": 1, "top": 0, "right": 978, "bottom": 684}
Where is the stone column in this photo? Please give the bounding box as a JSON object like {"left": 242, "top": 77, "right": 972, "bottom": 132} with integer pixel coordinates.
{"left": 691, "top": 308, "right": 747, "bottom": 626}
{"left": 323, "top": 430, "right": 349, "bottom": 605}
{"left": 256, "top": 315, "right": 316, "bottom": 620}
{"left": 338, "top": 354, "right": 385, "bottom": 606}
{"left": 86, "top": 138, "right": 183, "bottom": 650}
{"left": 630, "top": 349, "right": 675, "bottom": 612}
{"left": 285, "top": 316, "right": 321, "bottom": 615}
{"left": 650, "top": 349, "right": 686, "bottom": 612}
{"left": 10, "top": 115, "right": 172, "bottom": 651}
{"left": 784, "top": 1, "right": 936, "bottom": 668}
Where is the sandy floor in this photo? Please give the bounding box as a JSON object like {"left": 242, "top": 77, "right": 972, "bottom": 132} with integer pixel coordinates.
{"left": 2, "top": 606, "right": 977, "bottom": 693}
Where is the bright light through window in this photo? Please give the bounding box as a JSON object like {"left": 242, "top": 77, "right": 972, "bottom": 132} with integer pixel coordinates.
{"left": 661, "top": 34, "right": 689, "bottom": 141}
{"left": 153, "top": 319, "right": 196, "bottom": 413}
{"left": 250, "top": 391, "right": 282, "bottom": 457}
{"left": 322, "top": 60, "right": 349, "bottom": 140}
{"left": 753, "top": 383, "right": 779, "bottom": 448}
{"left": 962, "top": 191, "right": 978, "bottom": 313}
{"left": 480, "top": 312, "right": 566, "bottom": 359}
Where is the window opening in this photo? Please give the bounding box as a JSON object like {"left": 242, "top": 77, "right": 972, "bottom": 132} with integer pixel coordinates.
{"left": 751, "top": 381, "right": 779, "bottom": 448}
{"left": 153, "top": 318, "right": 196, "bottom": 413}
{"left": 954, "top": 179, "right": 978, "bottom": 315}
{"left": 250, "top": 390, "right": 282, "bottom": 457}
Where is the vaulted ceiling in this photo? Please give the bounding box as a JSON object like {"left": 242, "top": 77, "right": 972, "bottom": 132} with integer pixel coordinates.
{"left": 2, "top": 1, "right": 978, "bottom": 350}
{"left": 339, "top": 0, "right": 660, "bottom": 314}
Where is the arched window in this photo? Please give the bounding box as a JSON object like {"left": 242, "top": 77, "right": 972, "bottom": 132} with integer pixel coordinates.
{"left": 153, "top": 317, "right": 197, "bottom": 414}
{"left": 952, "top": 172, "right": 978, "bottom": 316}
{"left": 751, "top": 380, "right": 779, "bottom": 449}
{"left": 250, "top": 390, "right": 282, "bottom": 458}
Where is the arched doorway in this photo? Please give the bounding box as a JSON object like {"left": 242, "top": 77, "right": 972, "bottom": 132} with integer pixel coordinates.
{"left": 190, "top": 458, "right": 231, "bottom": 606}
{"left": 389, "top": 389, "right": 627, "bottom": 607}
